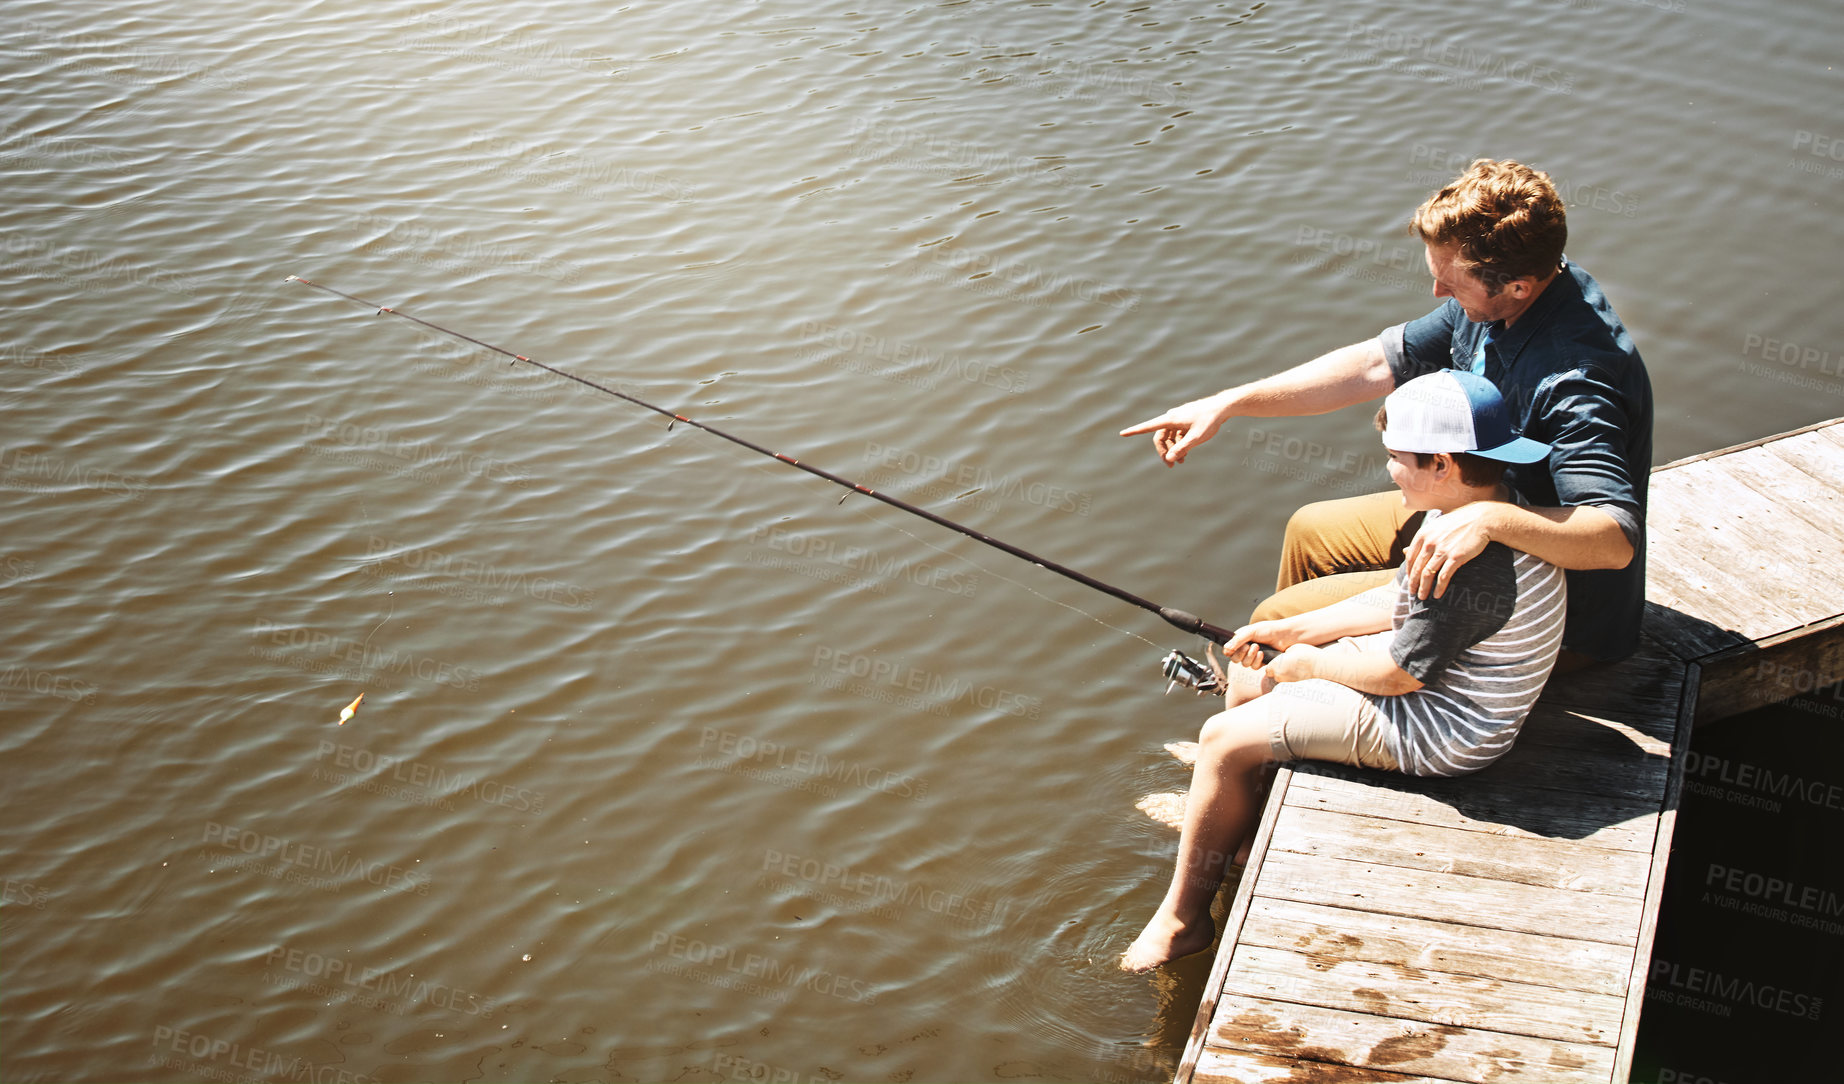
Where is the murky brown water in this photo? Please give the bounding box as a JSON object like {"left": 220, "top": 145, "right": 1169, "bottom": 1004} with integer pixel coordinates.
{"left": 3, "top": 0, "right": 1841, "bottom": 1080}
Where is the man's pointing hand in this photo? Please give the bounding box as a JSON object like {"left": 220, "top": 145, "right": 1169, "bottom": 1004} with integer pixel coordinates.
{"left": 1120, "top": 393, "right": 1233, "bottom": 466}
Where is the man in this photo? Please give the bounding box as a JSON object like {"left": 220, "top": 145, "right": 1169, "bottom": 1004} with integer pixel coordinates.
{"left": 1120, "top": 370, "right": 1567, "bottom": 972}
{"left": 1122, "top": 159, "right": 1650, "bottom": 664}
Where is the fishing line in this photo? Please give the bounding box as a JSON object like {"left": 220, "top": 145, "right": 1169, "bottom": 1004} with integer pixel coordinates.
{"left": 362, "top": 593, "right": 394, "bottom": 651}
{"left": 355, "top": 499, "right": 394, "bottom": 651}
{"left": 840, "top": 500, "right": 1163, "bottom": 650}
{"left": 285, "top": 274, "right": 1239, "bottom": 648}
{"left": 738, "top": 449, "right": 1159, "bottom": 647}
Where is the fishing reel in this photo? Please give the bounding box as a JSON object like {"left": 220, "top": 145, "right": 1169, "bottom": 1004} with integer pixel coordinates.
{"left": 1159, "top": 643, "right": 1280, "bottom": 695}
{"left": 1160, "top": 649, "right": 1223, "bottom": 696}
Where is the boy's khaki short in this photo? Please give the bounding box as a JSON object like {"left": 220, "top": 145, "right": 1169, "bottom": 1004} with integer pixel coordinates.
{"left": 1260, "top": 633, "right": 1400, "bottom": 772}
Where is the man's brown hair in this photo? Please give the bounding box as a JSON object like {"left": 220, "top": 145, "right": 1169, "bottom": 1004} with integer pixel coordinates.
{"left": 1410, "top": 159, "right": 1567, "bottom": 295}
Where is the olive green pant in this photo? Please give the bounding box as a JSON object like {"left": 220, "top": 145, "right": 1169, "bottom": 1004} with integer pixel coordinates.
{"left": 1249, "top": 491, "right": 1422, "bottom": 623}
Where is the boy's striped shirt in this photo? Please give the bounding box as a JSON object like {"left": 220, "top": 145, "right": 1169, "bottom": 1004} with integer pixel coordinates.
{"left": 1376, "top": 521, "right": 1568, "bottom": 777}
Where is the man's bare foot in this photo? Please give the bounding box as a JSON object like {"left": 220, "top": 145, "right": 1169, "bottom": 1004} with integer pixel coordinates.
{"left": 1119, "top": 911, "right": 1215, "bottom": 972}
{"left": 1135, "top": 791, "right": 1186, "bottom": 830}
{"left": 1164, "top": 741, "right": 1198, "bottom": 766}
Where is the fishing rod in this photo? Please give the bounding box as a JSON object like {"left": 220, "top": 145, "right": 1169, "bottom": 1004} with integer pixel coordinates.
{"left": 285, "top": 275, "right": 1242, "bottom": 690}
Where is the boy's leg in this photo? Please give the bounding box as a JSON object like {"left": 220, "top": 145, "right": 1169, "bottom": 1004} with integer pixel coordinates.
{"left": 1121, "top": 701, "right": 1277, "bottom": 972}
{"left": 1250, "top": 492, "right": 1421, "bottom": 621}
{"left": 1268, "top": 669, "right": 1398, "bottom": 772}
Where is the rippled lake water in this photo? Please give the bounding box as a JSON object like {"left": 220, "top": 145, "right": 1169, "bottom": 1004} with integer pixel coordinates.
{"left": 3, "top": 0, "right": 1841, "bottom": 1080}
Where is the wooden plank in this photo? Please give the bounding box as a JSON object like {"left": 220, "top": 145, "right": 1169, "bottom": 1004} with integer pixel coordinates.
{"left": 1531, "top": 672, "right": 1680, "bottom": 732}
{"left": 1642, "top": 601, "right": 1749, "bottom": 661}
{"left": 1639, "top": 566, "right": 1759, "bottom": 645}
{"left": 1809, "top": 418, "right": 1844, "bottom": 455}
{"left": 1238, "top": 897, "right": 1631, "bottom": 997}
{"left": 1514, "top": 700, "right": 1675, "bottom": 759}
{"left": 1462, "top": 718, "right": 1668, "bottom": 794}
{"left": 1637, "top": 534, "right": 1762, "bottom": 630}
{"left": 1268, "top": 806, "right": 1650, "bottom": 896}
{"left": 1177, "top": 765, "right": 1298, "bottom": 1084}
{"left": 1639, "top": 559, "right": 1750, "bottom": 637}
{"left": 1532, "top": 640, "right": 1684, "bottom": 724}
{"left": 1206, "top": 994, "right": 1616, "bottom": 1083}
{"left": 1251, "top": 850, "right": 1645, "bottom": 944}
{"left": 1285, "top": 769, "right": 1656, "bottom": 852}
{"left": 1645, "top": 473, "right": 1808, "bottom": 637}
{"left": 1639, "top": 531, "right": 1791, "bottom": 643}
{"left": 1701, "top": 608, "right": 1844, "bottom": 663}
{"left": 1610, "top": 659, "right": 1695, "bottom": 1083}
{"left": 1716, "top": 450, "right": 1844, "bottom": 549}
{"left": 1194, "top": 1046, "right": 1436, "bottom": 1084}
{"left": 1643, "top": 426, "right": 1844, "bottom": 651}
{"left": 1696, "top": 618, "right": 1844, "bottom": 722}
{"left": 1221, "top": 945, "right": 1624, "bottom": 1046}
{"left": 1297, "top": 726, "right": 1670, "bottom": 812}
{"left": 1655, "top": 460, "right": 1842, "bottom": 625}
{"left": 1764, "top": 426, "right": 1844, "bottom": 494}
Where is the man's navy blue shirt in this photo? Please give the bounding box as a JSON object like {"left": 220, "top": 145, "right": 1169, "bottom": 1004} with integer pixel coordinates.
{"left": 1380, "top": 259, "right": 1653, "bottom": 662}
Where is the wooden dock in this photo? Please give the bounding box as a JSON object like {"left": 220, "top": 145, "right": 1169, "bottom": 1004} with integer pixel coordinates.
{"left": 1174, "top": 417, "right": 1844, "bottom": 1084}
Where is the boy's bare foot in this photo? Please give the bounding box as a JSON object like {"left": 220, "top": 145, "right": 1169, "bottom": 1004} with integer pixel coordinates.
{"left": 1119, "top": 911, "right": 1215, "bottom": 972}
{"left": 1134, "top": 791, "right": 1186, "bottom": 830}
{"left": 1164, "top": 741, "right": 1198, "bottom": 766}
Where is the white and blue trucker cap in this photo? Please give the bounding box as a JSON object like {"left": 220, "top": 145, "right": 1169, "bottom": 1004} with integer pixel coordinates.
{"left": 1381, "top": 370, "right": 1551, "bottom": 464}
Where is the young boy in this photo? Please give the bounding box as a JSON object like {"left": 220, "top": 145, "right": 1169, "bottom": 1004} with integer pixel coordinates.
{"left": 1120, "top": 369, "right": 1567, "bottom": 972}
